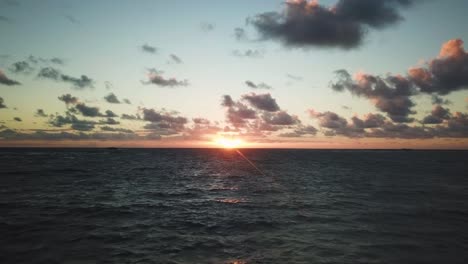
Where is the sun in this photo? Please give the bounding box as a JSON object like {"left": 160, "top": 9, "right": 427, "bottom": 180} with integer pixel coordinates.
{"left": 215, "top": 137, "right": 244, "bottom": 149}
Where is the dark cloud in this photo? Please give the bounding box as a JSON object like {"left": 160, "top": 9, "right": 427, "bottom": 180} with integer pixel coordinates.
{"left": 309, "top": 110, "right": 382, "bottom": 137}
{"left": 141, "top": 108, "right": 188, "bottom": 133}
{"left": 49, "top": 113, "right": 97, "bottom": 132}
{"left": 100, "top": 117, "right": 119, "bottom": 125}
{"left": 58, "top": 94, "right": 79, "bottom": 105}
{"left": 121, "top": 114, "right": 139, "bottom": 120}
{"left": 13, "top": 117, "right": 22, "bottom": 122}
{"left": 351, "top": 113, "right": 386, "bottom": 129}
{"left": 104, "top": 93, "right": 121, "bottom": 104}
{"left": 245, "top": 80, "right": 272, "bottom": 89}
{"left": 71, "top": 122, "right": 95, "bottom": 131}
{"left": 226, "top": 104, "right": 258, "bottom": 127}
{"left": 232, "top": 49, "right": 264, "bottom": 58}
{"left": 262, "top": 111, "right": 299, "bottom": 125}
{"left": 331, "top": 70, "right": 416, "bottom": 122}
{"left": 144, "top": 69, "right": 188, "bottom": 87}
{"left": 169, "top": 54, "right": 183, "bottom": 64}
{"left": 242, "top": 93, "right": 280, "bottom": 112}
{"left": 279, "top": 125, "right": 317, "bottom": 137}
{"left": 221, "top": 95, "right": 235, "bottom": 107}
{"left": 0, "top": 129, "right": 143, "bottom": 141}
{"left": 306, "top": 108, "right": 468, "bottom": 139}
{"left": 309, "top": 110, "right": 348, "bottom": 129}
{"left": 61, "top": 74, "right": 93, "bottom": 89}
{"left": 35, "top": 109, "right": 48, "bottom": 117}
{"left": 9, "top": 61, "right": 34, "bottom": 74}
{"left": 421, "top": 105, "right": 451, "bottom": 124}
{"left": 37, "top": 67, "right": 93, "bottom": 89}
{"left": 431, "top": 95, "right": 451, "bottom": 106}
{"left": 0, "top": 97, "right": 7, "bottom": 108}
{"left": 141, "top": 44, "right": 157, "bottom": 54}
{"left": 409, "top": 39, "right": 468, "bottom": 95}
{"left": 200, "top": 22, "right": 215, "bottom": 32}
{"left": 250, "top": 0, "right": 414, "bottom": 49}
{"left": 74, "top": 103, "right": 102, "bottom": 117}
{"left": 123, "top": 98, "right": 131, "bottom": 104}
{"left": 0, "top": 70, "right": 20, "bottom": 85}
{"left": 105, "top": 110, "right": 118, "bottom": 118}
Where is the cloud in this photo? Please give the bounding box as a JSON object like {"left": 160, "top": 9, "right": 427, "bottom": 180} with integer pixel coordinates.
{"left": 234, "top": 27, "right": 247, "bottom": 41}
{"left": 74, "top": 103, "right": 102, "bottom": 117}
{"left": 123, "top": 98, "right": 131, "bottom": 104}
{"left": 309, "top": 110, "right": 348, "bottom": 129}
{"left": 431, "top": 95, "right": 451, "bottom": 105}
{"left": 104, "top": 110, "right": 118, "bottom": 118}
{"left": 143, "top": 69, "right": 189, "bottom": 87}
{"left": 9, "top": 61, "right": 34, "bottom": 74}
{"left": 193, "top": 118, "right": 211, "bottom": 125}
{"left": 49, "top": 113, "right": 97, "bottom": 131}
{"left": 0, "top": 130, "right": 142, "bottom": 141}
{"left": 71, "top": 122, "right": 95, "bottom": 131}
{"left": 279, "top": 125, "right": 317, "bottom": 137}
{"left": 100, "top": 117, "right": 119, "bottom": 125}
{"left": 35, "top": 109, "right": 48, "bottom": 117}
{"left": 200, "top": 22, "right": 215, "bottom": 32}
{"left": 245, "top": 80, "right": 272, "bottom": 89}
{"left": 409, "top": 39, "right": 468, "bottom": 95}
{"left": 141, "top": 108, "right": 188, "bottom": 133}
{"left": 262, "top": 111, "right": 299, "bottom": 125}
{"left": 242, "top": 93, "right": 280, "bottom": 112}
{"left": 58, "top": 94, "right": 79, "bottom": 105}
{"left": 13, "top": 117, "right": 22, "bottom": 122}
{"left": 232, "top": 49, "right": 264, "bottom": 58}
{"left": 226, "top": 104, "right": 258, "bottom": 127}
{"left": 169, "top": 54, "right": 183, "bottom": 64}
{"left": 331, "top": 70, "right": 416, "bottom": 122}
{"left": 0, "top": 97, "right": 7, "bottom": 109}
{"left": 50, "top": 58, "right": 64, "bottom": 65}
{"left": 286, "top": 74, "right": 303, "bottom": 81}
{"left": 37, "top": 67, "right": 93, "bottom": 89}
{"left": 221, "top": 95, "right": 235, "bottom": 107}
{"left": 351, "top": 113, "right": 386, "bottom": 128}
{"left": 421, "top": 105, "right": 451, "bottom": 124}
{"left": 121, "top": 113, "right": 140, "bottom": 120}
{"left": 0, "top": 70, "right": 20, "bottom": 85}
{"left": 104, "top": 93, "right": 121, "bottom": 104}
{"left": 141, "top": 44, "right": 157, "bottom": 54}
{"left": 249, "top": 0, "right": 414, "bottom": 49}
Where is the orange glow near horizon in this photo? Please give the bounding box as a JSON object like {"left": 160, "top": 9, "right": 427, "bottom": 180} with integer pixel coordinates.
{"left": 214, "top": 137, "right": 244, "bottom": 149}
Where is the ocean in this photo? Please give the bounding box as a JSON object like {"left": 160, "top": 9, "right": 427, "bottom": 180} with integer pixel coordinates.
{"left": 1, "top": 148, "right": 467, "bottom": 264}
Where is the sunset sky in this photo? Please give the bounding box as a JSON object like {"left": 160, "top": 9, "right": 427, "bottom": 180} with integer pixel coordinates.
{"left": 1, "top": 0, "right": 468, "bottom": 148}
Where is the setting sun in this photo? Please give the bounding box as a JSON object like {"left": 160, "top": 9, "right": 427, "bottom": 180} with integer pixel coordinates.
{"left": 215, "top": 137, "right": 244, "bottom": 149}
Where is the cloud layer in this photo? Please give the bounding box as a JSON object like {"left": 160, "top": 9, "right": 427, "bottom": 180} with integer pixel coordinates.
{"left": 250, "top": 0, "right": 414, "bottom": 49}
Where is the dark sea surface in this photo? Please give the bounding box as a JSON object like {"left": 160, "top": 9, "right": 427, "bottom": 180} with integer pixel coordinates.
{"left": 1, "top": 148, "right": 468, "bottom": 264}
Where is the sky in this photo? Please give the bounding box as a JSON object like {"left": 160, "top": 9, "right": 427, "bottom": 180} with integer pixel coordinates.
{"left": 1, "top": 0, "right": 468, "bottom": 148}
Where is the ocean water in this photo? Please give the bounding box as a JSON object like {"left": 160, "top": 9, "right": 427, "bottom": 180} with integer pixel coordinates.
{"left": 0, "top": 148, "right": 467, "bottom": 264}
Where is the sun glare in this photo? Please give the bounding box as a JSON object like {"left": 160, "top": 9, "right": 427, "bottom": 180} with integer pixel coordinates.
{"left": 215, "top": 137, "right": 243, "bottom": 149}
